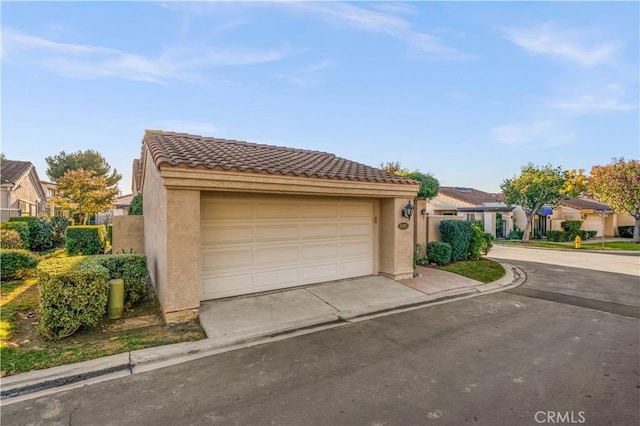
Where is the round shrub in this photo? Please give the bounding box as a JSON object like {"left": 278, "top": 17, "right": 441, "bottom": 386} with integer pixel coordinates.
{"left": 128, "top": 194, "right": 143, "bottom": 215}
{"left": 0, "top": 249, "right": 39, "bottom": 280}
{"left": 1, "top": 221, "right": 30, "bottom": 249}
{"left": 426, "top": 241, "right": 452, "bottom": 265}
{"left": 8, "top": 217, "right": 53, "bottom": 251}
{"left": 37, "top": 257, "right": 109, "bottom": 340}
{"left": 0, "top": 229, "right": 24, "bottom": 249}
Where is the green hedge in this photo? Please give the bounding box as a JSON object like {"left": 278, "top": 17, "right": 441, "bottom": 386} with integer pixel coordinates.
{"left": 0, "top": 229, "right": 24, "bottom": 249}
{"left": 65, "top": 225, "right": 107, "bottom": 255}
{"left": 560, "top": 220, "right": 583, "bottom": 234}
{"left": 0, "top": 249, "right": 39, "bottom": 280}
{"left": 1, "top": 221, "right": 30, "bottom": 249}
{"left": 49, "top": 216, "right": 72, "bottom": 247}
{"left": 92, "top": 254, "right": 148, "bottom": 306}
{"left": 106, "top": 224, "right": 113, "bottom": 245}
{"left": 426, "top": 241, "right": 452, "bottom": 265}
{"left": 618, "top": 226, "right": 633, "bottom": 238}
{"left": 8, "top": 217, "right": 52, "bottom": 251}
{"left": 439, "top": 220, "right": 473, "bottom": 261}
{"left": 37, "top": 257, "right": 110, "bottom": 340}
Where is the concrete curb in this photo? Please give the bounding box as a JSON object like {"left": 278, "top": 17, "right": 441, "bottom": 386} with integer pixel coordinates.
{"left": 0, "top": 261, "right": 525, "bottom": 404}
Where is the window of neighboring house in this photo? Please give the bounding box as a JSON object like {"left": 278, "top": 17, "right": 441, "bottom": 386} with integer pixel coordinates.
{"left": 466, "top": 213, "right": 476, "bottom": 221}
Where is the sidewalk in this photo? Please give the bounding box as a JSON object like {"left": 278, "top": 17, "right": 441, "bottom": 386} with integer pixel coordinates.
{"left": 1, "top": 261, "right": 525, "bottom": 404}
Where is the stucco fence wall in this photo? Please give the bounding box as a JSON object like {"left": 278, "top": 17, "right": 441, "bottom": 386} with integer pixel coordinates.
{"left": 112, "top": 215, "right": 145, "bottom": 254}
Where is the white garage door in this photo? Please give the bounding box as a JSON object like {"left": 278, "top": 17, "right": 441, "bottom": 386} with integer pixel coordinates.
{"left": 201, "top": 194, "right": 375, "bottom": 300}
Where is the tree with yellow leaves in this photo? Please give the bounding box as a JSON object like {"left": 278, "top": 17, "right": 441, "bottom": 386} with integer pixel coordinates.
{"left": 53, "top": 170, "right": 119, "bottom": 225}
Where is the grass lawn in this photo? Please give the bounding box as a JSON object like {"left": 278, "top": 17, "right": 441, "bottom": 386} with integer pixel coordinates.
{"left": 496, "top": 240, "right": 640, "bottom": 251}
{"left": 437, "top": 258, "right": 506, "bottom": 283}
{"left": 0, "top": 278, "right": 206, "bottom": 377}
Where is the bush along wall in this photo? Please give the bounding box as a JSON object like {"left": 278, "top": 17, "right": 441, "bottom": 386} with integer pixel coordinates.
{"left": 36, "top": 253, "right": 150, "bottom": 339}
{"left": 0, "top": 249, "right": 39, "bottom": 280}
{"left": 8, "top": 217, "right": 53, "bottom": 251}
{"left": 546, "top": 220, "right": 597, "bottom": 242}
{"left": 439, "top": 220, "right": 473, "bottom": 261}
{"left": 37, "top": 257, "right": 110, "bottom": 340}
{"left": 426, "top": 241, "right": 452, "bottom": 265}
{"left": 0, "top": 221, "right": 30, "bottom": 249}
{"left": 65, "top": 225, "right": 107, "bottom": 255}
{"left": 618, "top": 226, "right": 633, "bottom": 238}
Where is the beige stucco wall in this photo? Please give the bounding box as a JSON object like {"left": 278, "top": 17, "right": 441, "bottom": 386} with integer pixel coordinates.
{"left": 425, "top": 194, "right": 474, "bottom": 214}
{"left": 379, "top": 198, "right": 414, "bottom": 280}
{"left": 112, "top": 216, "right": 145, "bottom": 254}
{"left": 616, "top": 213, "right": 635, "bottom": 227}
{"left": 413, "top": 199, "right": 428, "bottom": 255}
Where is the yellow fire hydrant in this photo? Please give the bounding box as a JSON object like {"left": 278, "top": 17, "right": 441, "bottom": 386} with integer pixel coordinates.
{"left": 574, "top": 235, "right": 581, "bottom": 249}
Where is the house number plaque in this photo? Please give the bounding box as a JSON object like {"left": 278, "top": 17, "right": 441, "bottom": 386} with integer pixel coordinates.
{"left": 398, "top": 223, "right": 409, "bottom": 230}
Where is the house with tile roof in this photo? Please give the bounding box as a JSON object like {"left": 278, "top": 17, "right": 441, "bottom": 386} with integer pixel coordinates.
{"left": 0, "top": 159, "right": 46, "bottom": 221}
{"left": 549, "top": 196, "right": 634, "bottom": 237}
{"left": 133, "top": 130, "right": 420, "bottom": 321}
{"left": 425, "top": 186, "right": 520, "bottom": 237}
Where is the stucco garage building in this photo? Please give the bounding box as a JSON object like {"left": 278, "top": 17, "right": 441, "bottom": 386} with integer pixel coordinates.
{"left": 139, "top": 130, "right": 419, "bottom": 321}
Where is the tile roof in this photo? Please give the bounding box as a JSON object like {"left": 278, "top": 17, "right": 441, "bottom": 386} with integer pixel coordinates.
{"left": 560, "top": 197, "right": 612, "bottom": 211}
{"left": 438, "top": 186, "right": 504, "bottom": 206}
{"left": 142, "top": 130, "right": 417, "bottom": 185}
{"left": 1, "top": 160, "right": 34, "bottom": 185}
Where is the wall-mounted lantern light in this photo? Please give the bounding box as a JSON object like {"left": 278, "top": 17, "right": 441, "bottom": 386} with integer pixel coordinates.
{"left": 402, "top": 201, "right": 415, "bottom": 220}
{"left": 421, "top": 208, "right": 427, "bottom": 217}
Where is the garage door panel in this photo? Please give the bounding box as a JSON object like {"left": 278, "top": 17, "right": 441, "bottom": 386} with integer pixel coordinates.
{"left": 301, "top": 263, "right": 338, "bottom": 282}
{"left": 202, "top": 250, "right": 253, "bottom": 271}
{"left": 257, "top": 203, "right": 299, "bottom": 218}
{"left": 301, "top": 204, "right": 338, "bottom": 218}
{"left": 340, "top": 259, "right": 373, "bottom": 277}
{"left": 203, "top": 200, "right": 254, "bottom": 220}
{"left": 301, "top": 243, "right": 339, "bottom": 261}
{"left": 255, "top": 268, "right": 300, "bottom": 289}
{"left": 340, "top": 241, "right": 372, "bottom": 257}
{"left": 256, "top": 225, "right": 300, "bottom": 242}
{"left": 202, "top": 226, "right": 253, "bottom": 244}
{"left": 302, "top": 224, "right": 339, "bottom": 239}
{"left": 202, "top": 274, "right": 253, "bottom": 299}
{"left": 340, "top": 204, "right": 373, "bottom": 218}
{"left": 255, "top": 246, "right": 299, "bottom": 265}
{"left": 340, "top": 223, "right": 372, "bottom": 238}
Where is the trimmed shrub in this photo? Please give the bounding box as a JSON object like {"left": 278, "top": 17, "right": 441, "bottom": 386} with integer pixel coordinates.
{"left": 586, "top": 231, "right": 597, "bottom": 239}
{"left": 0, "top": 249, "right": 39, "bottom": 280}
{"left": 507, "top": 226, "right": 524, "bottom": 240}
{"left": 49, "top": 216, "right": 72, "bottom": 247}
{"left": 65, "top": 225, "right": 107, "bottom": 255}
{"left": 618, "top": 226, "right": 633, "bottom": 238}
{"left": 439, "top": 220, "right": 473, "bottom": 261}
{"left": 468, "top": 223, "right": 489, "bottom": 260}
{"left": 561, "top": 220, "right": 583, "bottom": 234}
{"left": 37, "top": 257, "right": 110, "bottom": 340}
{"left": 0, "top": 229, "right": 24, "bottom": 249}
{"left": 1, "top": 221, "right": 30, "bottom": 249}
{"left": 92, "top": 254, "right": 149, "bottom": 306}
{"left": 426, "top": 241, "right": 452, "bottom": 265}
{"left": 129, "top": 194, "right": 143, "bottom": 215}
{"left": 546, "top": 230, "right": 567, "bottom": 242}
{"left": 482, "top": 232, "right": 494, "bottom": 255}
{"left": 9, "top": 217, "right": 53, "bottom": 251}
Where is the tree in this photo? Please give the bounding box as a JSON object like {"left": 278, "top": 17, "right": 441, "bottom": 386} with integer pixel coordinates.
{"left": 53, "top": 170, "right": 119, "bottom": 225}
{"left": 381, "top": 161, "right": 440, "bottom": 199}
{"left": 588, "top": 158, "right": 640, "bottom": 243}
{"left": 45, "top": 150, "right": 121, "bottom": 188}
{"left": 501, "top": 163, "right": 573, "bottom": 242}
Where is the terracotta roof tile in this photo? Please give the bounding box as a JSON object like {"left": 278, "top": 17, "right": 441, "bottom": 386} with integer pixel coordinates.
{"left": 142, "top": 130, "right": 417, "bottom": 185}
{"left": 439, "top": 186, "right": 504, "bottom": 205}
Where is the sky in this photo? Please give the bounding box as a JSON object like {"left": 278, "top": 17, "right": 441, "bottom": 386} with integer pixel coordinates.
{"left": 2, "top": 1, "right": 638, "bottom": 194}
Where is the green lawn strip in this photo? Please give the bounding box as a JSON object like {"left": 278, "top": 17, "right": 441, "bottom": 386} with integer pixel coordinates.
{"left": 1, "top": 277, "right": 206, "bottom": 376}
{"left": 496, "top": 240, "right": 639, "bottom": 251}
{"left": 579, "top": 242, "right": 640, "bottom": 251}
{"left": 437, "top": 259, "right": 506, "bottom": 283}
{"left": 0, "top": 330, "right": 205, "bottom": 376}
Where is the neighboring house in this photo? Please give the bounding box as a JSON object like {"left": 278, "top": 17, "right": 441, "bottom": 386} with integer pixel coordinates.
{"left": 113, "top": 193, "right": 133, "bottom": 216}
{"left": 41, "top": 180, "right": 58, "bottom": 216}
{"left": 137, "top": 130, "right": 419, "bottom": 321}
{"left": 0, "top": 160, "right": 46, "bottom": 221}
{"left": 425, "top": 187, "right": 516, "bottom": 237}
{"left": 549, "top": 197, "right": 633, "bottom": 237}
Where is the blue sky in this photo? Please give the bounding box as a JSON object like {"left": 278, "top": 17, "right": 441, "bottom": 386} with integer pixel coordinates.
{"left": 2, "top": 1, "right": 638, "bottom": 193}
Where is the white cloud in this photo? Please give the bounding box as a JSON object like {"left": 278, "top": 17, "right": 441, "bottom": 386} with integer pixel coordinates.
{"left": 491, "top": 121, "right": 576, "bottom": 148}
{"left": 548, "top": 84, "right": 636, "bottom": 114}
{"left": 2, "top": 28, "right": 295, "bottom": 84}
{"left": 503, "top": 23, "right": 619, "bottom": 67}
{"left": 273, "top": 60, "right": 333, "bottom": 87}
{"left": 284, "top": 2, "right": 473, "bottom": 61}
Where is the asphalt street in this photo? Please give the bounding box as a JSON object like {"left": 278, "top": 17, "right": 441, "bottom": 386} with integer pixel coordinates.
{"left": 2, "top": 248, "right": 639, "bottom": 426}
